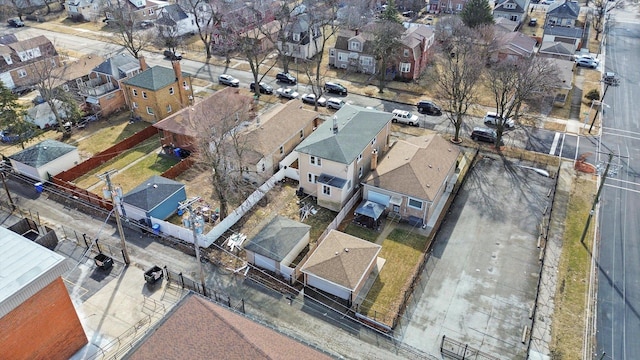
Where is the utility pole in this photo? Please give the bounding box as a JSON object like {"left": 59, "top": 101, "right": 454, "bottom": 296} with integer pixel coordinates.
{"left": 0, "top": 170, "right": 16, "bottom": 211}
{"left": 580, "top": 152, "right": 614, "bottom": 244}
{"left": 98, "top": 170, "right": 130, "bottom": 265}
{"left": 179, "top": 197, "right": 207, "bottom": 296}
{"left": 590, "top": 74, "right": 619, "bottom": 133}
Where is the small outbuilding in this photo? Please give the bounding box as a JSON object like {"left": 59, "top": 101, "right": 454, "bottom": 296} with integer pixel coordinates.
{"left": 121, "top": 175, "right": 186, "bottom": 222}
{"left": 9, "top": 139, "right": 80, "bottom": 181}
{"left": 25, "top": 99, "right": 68, "bottom": 129}
{"left": 244, "top": 216, "right": 311, "bottom": 282}
{"left": 301, "top": 229, "right": 382, "bottom": 305}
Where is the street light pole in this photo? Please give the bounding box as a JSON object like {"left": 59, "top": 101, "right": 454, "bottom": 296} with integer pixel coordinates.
{"left": 98, "top": 170, "right": 130, "bottom": 265}
{"left": 589, "top": 83, "right": 610, "bottom": 133}
{"left": 179, "top": 197, "right": 207, "bottom": 296}
{"left": 580, "top": 152, "right": 613, "bottom": 244}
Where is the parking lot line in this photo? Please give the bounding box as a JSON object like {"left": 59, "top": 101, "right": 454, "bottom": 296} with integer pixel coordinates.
{"left": 549, "top": 132, "right": 561, "bottom": 155}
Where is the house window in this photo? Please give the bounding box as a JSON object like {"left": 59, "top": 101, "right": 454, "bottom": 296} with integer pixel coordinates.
{"left": 360, "top": 57, "right": 372, "bottom": 66}
{"left": 166, "top": 104, "right": 172, "bottom": 113}
{"left": 456, "top": 3, "right": 463, "bottom": 10}
{"left": 142, "top": 91, "right": 147, "bottom": 99}
{"left": 293, "top": 33, "right": 300, "bottom": 42}
{"left": 310, "top": 156, "right": 321, "bottom": 166}
{"left": 132, "top": 102, "right": 138, "bottom": 109}
{"left": 169, "top": 87, "right": 174, "bottom": 95}
{"left": 148, "top": 8, "right": 154, "bottom": 14}
{"left": 183, "top": 81, "right": 188, "bottom": 88}
{"left": 347, "top": 180, "right": 351, "bottom": 190}
{"left": 400, "top": 62, "right": 411, "bottom": 73}
{"left": 349, "top": 41, "right": 361, "bottom": 51}
{"left": 279, "top": 145, "right": 284, "bottom": 154}
{"left": 322, "top": 185, "right": 331, "bottom": 196}
{"left": 358, "top": 166, "right": 363, "bottom": 178}
{"left": 371, "top": 137, "right": 376, "bottom": 146}
{"left": 509, "top": 15, "right": 518, "bottom": 21}
{"left": 132, "top": 89, "right": 138, "bottom": 96}
{"left": 146, "top": 106, "right": 154, "bottom": 115}
{"left": 261, "top": 163, "right": 266, "bottom": 171}
{"left": 357, "top": 153, "right": 363, "bottom": 163}
{"left": 62, "top": 84, "right": 70, "bottom": 92}
{"left": 338, "top": 53, "right": 348, "bottom": 62}
{"left": 329, "top": 49, "right": 335, "bottom": 56}
{"left": 408, "top": 198, "right": 423, "bottom": 209}
{"left": 2, "top": 55, "right": 12, "bottom": 65}
{"left": 300, "top": 129, "right": 304, "bottom": 139}
{"left": 404, "top": 49, "right": 410, "bottom": 57}
{"left": 308, "top": 173, "right": 317, "bottom": 183}
{"left": 18, "top": 69, "right": 27, "bottom": 78}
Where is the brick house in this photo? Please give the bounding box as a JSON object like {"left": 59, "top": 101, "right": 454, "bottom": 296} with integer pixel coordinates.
{"left": 328, "top": 29, "right": 376, "bottom": 74}
{"left": 294, "top": 104, "right": 392, "bottom": 212}
{"left": 123, "top": 58, "right": 193, "bottom": 123}
{"left": 0, "top": 227, "right": 87, "bottom": 359}
{"left": 0, "top": 35, "right": 61, "bottom": 93}
{"left": 362, "top": 134, "right": 461, "bottom": 228}
{"left": 398, "top": 24, "right": 435, "bottom": 80}
{"left": 79, "top": 53, "right": 142, "bottom": 116}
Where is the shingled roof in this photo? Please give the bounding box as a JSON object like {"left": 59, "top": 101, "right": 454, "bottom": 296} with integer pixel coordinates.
{"left": 93, "top": 53, "right": 139, "bottom": 79}
{"left": 124, "top": 65, "right": 189, "bottom": 91}
{"left": 9, "top": 140, "right": 76, "bottom": 168}
{"left": 364, "top": 134, "right": 460, "bottom": 202}
{"left": 122, "top": 175, "right": 184, "bottom": 211}
{"left": 244, "top": 216, "right": 310, "bottom": 261}
{"left": 295, "top": 104, "right": 391, "bottom": 164}
{"left": 547, "top": 0, "right": 580, "bottom": 19}
{"left": 301, "top": 230, "right": 381, "bottom": 291}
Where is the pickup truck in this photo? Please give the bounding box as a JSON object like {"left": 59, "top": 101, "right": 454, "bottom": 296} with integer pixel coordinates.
{"left": 276, "top": 88, "right": 299, "bottom": 99}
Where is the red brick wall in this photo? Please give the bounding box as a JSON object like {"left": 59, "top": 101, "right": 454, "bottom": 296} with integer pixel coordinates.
{"left": 0, "top": 277, "right": 87, "bottom": 360}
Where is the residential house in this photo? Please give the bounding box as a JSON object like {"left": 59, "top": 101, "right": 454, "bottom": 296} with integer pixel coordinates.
{"left": 104, "top": 0, "right": 163, "bottom": 22}
{"left": 398, "top": 24, "right": 435, "bottom": 80}
{"left": 538, "top": 40, "right": 577, "bottom": 60}
{"left": 277, "top": 13, "right": 322, "bottom": 60}
{"left": 78, "top": 53, "right": 142, "bottom": 116}
{"left": 123, "top": 58, "right": 193, "bottom": 123}
{"left": 328, "top": 29, "right": 376, "bottom": 74}
{"left": 239, "top": 20, "right": 280, "bottom": 54}
{"left": 156, "top": 3, "right": 198, "bottom": 37}
{"left": 545, "top": 0, "right": 580, "bottom": 27}
{"left": 237, "top": 101, "right": 321, "bottom": 184}
{"left": 426, "top": 0, "right": 440, "bottom": 13}
{"left": 295, "top": 104, "right": 392, "bottom": 212}
{"left": 9, "top": 140, "right": 81, "bottom": 181}
{"left": 212, "top": 0, "right": 278, "bottom": 46}
{"left": 120, "top": 175, "right": 187, "bottom": 222}
{"left": 153, "top": 87, "right": 253, "bottom": 152}
{"left": 492, "top": 31, "right": 537, "bottom": 61}
{"left": 50, "top": 54, "right": 105, "bottom": 100}
{"left": 547, "top": 57, "right": 574, "bottom": 105}
{"left": 25, "top": 100, "right": 69, "bottom": 129}
{"left": 0, "top": 227, "right": 87, "bottom": 360}
{"left": 124, "top": 294, "right": 333, "bottom": 359}
{"left": 0, "top": 35, "right": 61, "bottom": 93}
{"left": 493, "top": 0, "right": 530, "bottom": 24}
{"left": 66, "top": 0, "right": 101, "bottom": 22}
{"left": 300, "top": 229, "right": 382, "bottom": 305}
{"left": 244, "top": 215, "right": 311, "bottom": 282}
{"left": 440, "top": 0, "right": 470, "bottom": 13}
{"left": 494, "top": 17, "right": 519, "bottom": 33}
{"left": 362, "top": 134, "right": 461, "bottom": 228}
{"left": 541, "top": 26, "right": 583, "bottom": 54}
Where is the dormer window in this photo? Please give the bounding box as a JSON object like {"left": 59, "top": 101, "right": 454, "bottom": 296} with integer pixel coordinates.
{"left": 293, "top": 33, "right": 300, "bottom": 42}
{"left": 2, "top": 55, "right": 12, "bottom": 65}
{"left": 349, "top": 41, "right": 361, "bottom": 51}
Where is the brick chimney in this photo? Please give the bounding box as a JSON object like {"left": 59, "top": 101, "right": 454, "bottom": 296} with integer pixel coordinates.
{"left": 172, "top": 60, "right": 188, "bottom": 106}
{"left": 371, "top": 148, "right": 378, "bottom": 170}
{"left": 139, "top": 55, "right": 148, "bottom": 71}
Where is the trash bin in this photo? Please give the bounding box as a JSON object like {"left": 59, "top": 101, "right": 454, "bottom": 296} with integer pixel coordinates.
{"left": 173, "top": 147, "right": 182, "bottom": 157}
{"left": 34, "top": 182, "right": 43, "bottom": 193}
{"left": 152, "top": 223, "right": 160, "bottom": 235}
{"left": 144, "top": 266, "right": 164, "bottom": 285}
{"left": 94, "top": 253, "right": 113, "bottom": 270}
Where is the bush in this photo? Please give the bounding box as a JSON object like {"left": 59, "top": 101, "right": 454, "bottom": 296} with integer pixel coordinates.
{"left": 585, "top": 89, "right": 600, "bottom": 102}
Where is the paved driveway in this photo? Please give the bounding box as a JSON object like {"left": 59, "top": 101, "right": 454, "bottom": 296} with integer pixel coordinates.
{"left": 397, "top": 154, "right": 555, "bottom": 359}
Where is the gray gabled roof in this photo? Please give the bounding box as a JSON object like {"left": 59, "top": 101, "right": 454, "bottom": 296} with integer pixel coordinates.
{"left": 124, "top": 66, "right": 188, "bottom": 91}
{"left": 543, "top": 25, "right": 583, "bottom": 38}
{"left": 122, "top": 175, "right": 185, "bottom": 211}
{"left": 93, "top": 53, "right": 139, "bottom": 79}
{"left": 493, "top": 0, "right": 525, "bottom": 14}
{"left": 548, "top": 0, "right": 580, "bottom": 18}
{"left": 158, "top": 4, "right": 188, "bottom": 22}
{"left": 295, "top": 104, "right": 391, "bottom": 164}
{"left": 244, "top": 216, "right": 310, "bottom": 261}
{"left": 9, "top": 139, "right": 77, "bottom": 168}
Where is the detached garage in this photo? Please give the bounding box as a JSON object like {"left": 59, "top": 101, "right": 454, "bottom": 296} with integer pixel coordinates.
{"left": 244, "top": 216, "right": 311, "bottom": 282}
{"left": 9, "top": 140, "right": 80, "bottom": 181}
{"left": 121, "top": 175, "right": 186, "bottom": 221}
{"left": 301, "top": 229, "right": 382, "bottom": 305}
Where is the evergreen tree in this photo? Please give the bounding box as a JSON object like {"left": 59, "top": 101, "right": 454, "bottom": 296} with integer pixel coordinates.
{"left": 460, "top": 0, "right": 494, "bottom": 28}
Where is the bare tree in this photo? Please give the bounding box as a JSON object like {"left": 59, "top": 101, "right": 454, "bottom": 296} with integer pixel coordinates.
{"left": 433, "top": 17, "right": 486, "bottom": 143}
{"left": 103, "top": 0, "right": 154, "bottom": 59}
{"left": 156, "top": 19, "right": 183, "bottom": 56}
{"left": 237, "top": 21, "right": 280, "bottom": 99}
{"left": 181, "top": 0, "right": 217, "bottom": 60}
{"left": 371, "top": 2, "right": 405, "bottom": 93}
{"left": 592, "top": 0, "right": 618, "bottom": 41}
{"left": 336, "top": 0, "right": 374, "bottom": 30}
{"left": 189, "top": 90, "right": 256, "bottom": 219}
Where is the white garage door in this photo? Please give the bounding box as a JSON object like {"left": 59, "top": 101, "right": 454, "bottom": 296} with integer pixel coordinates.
{"left": 368, "top": 191, "right": 390, "bottom": 206}
{"left": 307, "top": 274, "right": 351, "bottom": 300}
{"left": 254, "top": 254, "right": 277, "bottom": 273}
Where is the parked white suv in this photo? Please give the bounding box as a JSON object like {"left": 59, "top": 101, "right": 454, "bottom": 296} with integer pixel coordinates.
{"left": 392, "top": 109, "right": 420, "bottom": 126}
{"left": 483, "top": 111, "right": 515, "bottom": 129}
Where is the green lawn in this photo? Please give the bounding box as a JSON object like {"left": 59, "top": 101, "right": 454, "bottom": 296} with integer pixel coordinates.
{"left": 72, "top": 135, "right": 163, "bottom": 191}
{"left": 358, "top": 228, "right": 428, "bottom": 325}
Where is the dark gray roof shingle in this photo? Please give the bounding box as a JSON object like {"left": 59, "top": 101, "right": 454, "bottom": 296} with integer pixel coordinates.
{"left": 93, "top": 53, "right": 139, "bottom": 79}
{"left": 122, "top": 175, "right": 185, "bottom": 211}
{"left": 124, "top": 66, "right": 188, "bottom": 91}
{"left": 244, "top": 216, "right": 310, "bottom": 261}
{"left": 9, "top": 140, "right": 76, "bottom": 168}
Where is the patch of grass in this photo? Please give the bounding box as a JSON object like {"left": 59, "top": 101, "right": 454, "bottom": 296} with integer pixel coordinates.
{"left": 359, "top": 228, "right": 428, "bottom": 325}
{"left": 116, "top": 154, "right": 179, "bottom": 193}
{"left": 75, "top": 114, "right": 149, "bottom": 155}
{"left": 343, "top": 224, "right": 380, "bottom": 243}
{"left": 550, "top": 174, "right": 596, "bottom": 359}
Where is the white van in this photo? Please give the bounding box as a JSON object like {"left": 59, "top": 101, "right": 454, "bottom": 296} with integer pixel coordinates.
{"left": 392, "top": 109, "right": 419, "bottom": 126}
{"left": 326, "top": 98, "right": 345, "bottom": 110}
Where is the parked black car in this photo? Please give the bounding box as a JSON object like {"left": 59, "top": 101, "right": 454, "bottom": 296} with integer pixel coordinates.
{"left": 7, "top": 18, "right": 24, "bottom": 27}
{"left": 250, "top": 82, "right": 274, "bottom": 94}
{"left": 471, "top": 127, "right": 503, "bottom": 145}
{"left": 163, "top": 50, "right": 182, "bottom": 61}
{"left": 276, "top": 72, "right": 297, "bottom": 84}
{"left": 416, "top": 100, "right": 442, "bottom": 116}
{"left": 324, "top": 82, "right": 348, "bottom": 95}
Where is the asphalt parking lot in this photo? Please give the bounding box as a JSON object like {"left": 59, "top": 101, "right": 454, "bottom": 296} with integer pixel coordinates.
{"left": 396, "top": 153, "right": 556, "bottom": 359}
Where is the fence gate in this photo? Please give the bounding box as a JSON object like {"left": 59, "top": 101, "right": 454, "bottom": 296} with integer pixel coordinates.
{"left": 440, "top": 335, "right": 499, "bottom": 360}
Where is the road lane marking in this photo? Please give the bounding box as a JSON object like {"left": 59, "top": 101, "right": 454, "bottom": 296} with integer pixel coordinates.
{"left": 550, "top": 132, "right": 561, "bottom": 155}
{"left": 603, "top": 183, "right": 640, "bottom": 194}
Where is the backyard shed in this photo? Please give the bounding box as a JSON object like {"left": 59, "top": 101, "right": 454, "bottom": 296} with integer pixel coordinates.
{"left": 301, "top": 229, "right": 382, "bottom": 304}
{"left": 121, "top": 175, "right": 186, "bottom": 221}
{"left": 9, "top": 139, "right": 80, "bottom": 181}
{"left": 244, "top": 216, "right": 311, "bottom": 281}
{"left": 25, "top": 99, "right": 68, "bottom": 129}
